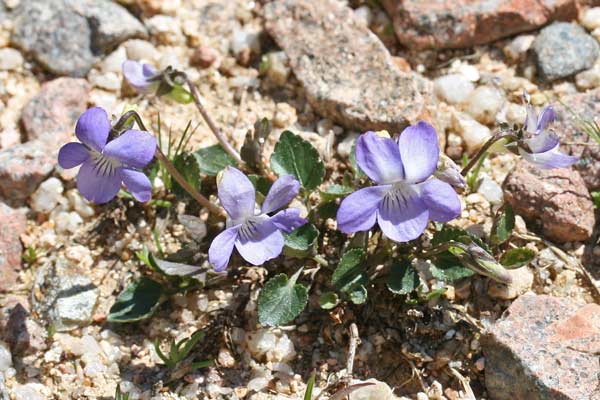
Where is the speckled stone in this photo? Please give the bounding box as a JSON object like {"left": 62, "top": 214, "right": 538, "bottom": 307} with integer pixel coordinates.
{"left": 21, "top": 78, "right": 90, "bottom": 143}
{"left": 264, "top": 0, "right": 429, "bottom": 133}
{"left": 0, "top": 203, "right": 26, "bottom": 292}
{"left": 0, "top": 140, "right": 55, "bottom": 205}
{"left": 483, "top": 294, "right": 600, "bottom": 400}
{"left": 502, "top": 161, "right": 594, "bottom": 243}
{"left": 11, "top": 0, "right": 146, "bottom": 77}
{"left": 34, "top": 259, "right": 98, "bottom": 332}
{"left": 532, "top": 22, "right": 600, "bottom": 81}
{"left": 382, "top": 0, "right": 577, "bottom": 49}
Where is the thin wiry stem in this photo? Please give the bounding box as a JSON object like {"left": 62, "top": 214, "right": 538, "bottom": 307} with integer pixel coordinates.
{"left": 155, "top": 149, "right": 225, "bottom": 217}
{"left": 461, "top": 132, "right": 518, "bottom": 176}
{"left": 113, "top": 111, "right": 225, "bottom": 217}
{"left": 176, "top": 72, "right": 244, "bottom": 165}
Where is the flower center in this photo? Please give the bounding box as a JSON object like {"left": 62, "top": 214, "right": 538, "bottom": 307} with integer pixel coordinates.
{"left": 238, "top": 214, "right": 268, "bottom": 241}
{"left": 90, "top": 150, "right": 121, "bottom": 177}
{"left": 381, "top": 182, "right": 418, "bottom": 211}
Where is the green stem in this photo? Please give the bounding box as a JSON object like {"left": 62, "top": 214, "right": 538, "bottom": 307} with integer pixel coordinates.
{"left": 312, "top": 254, "right": 328, "bottom": 267}
{"left": 154, "top": 149, "right": 225, "bottom": 217}
{"left": 113, "top": 111, "right": 225, "bottom": 217}
{"left": 461, "top": 133, "right": 518, "bottom": 176}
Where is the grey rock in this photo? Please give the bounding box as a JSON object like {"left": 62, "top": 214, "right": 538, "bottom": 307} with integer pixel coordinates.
{"left": 532, "top": 22, "right": 600, "bottom": 81}
{"left": 11, "top": 0, "right": 146, "bottom": 77}
{"left": 33, "top": 259, "right": 98, "bottom": 332}
{"left": 264, "top": 0, "right": 429, "bottom": 133}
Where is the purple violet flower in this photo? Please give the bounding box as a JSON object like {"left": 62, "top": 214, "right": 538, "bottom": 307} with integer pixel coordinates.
{"left": 208, "top": 167, "right": 307, "bottom": 272}
{"left": 122, "top": 60, "right": 158, "bottom": 94}
{"left": 337, "top": 122, "right": 461, "bottom": 243}
{"left": 519, "top": 105, "right": 578, "bottom": 169}
{"left": 58, "top": 107, "right": 157, "bottom": 204}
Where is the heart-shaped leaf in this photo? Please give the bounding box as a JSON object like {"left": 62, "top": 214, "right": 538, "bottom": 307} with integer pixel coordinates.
{"left": 283, "top": 224, "right": 319, "bottom": 258}
{"left": 258, "top": 268, "right": 308, "bottom": 326}
{"left": 387, "top": 260, "right": 419, "bottom": 295}
{"left": 193, "top": 144, "right": 236, "bottom": 176}
{"left": 332, "top": 248, "right": 368, "bottom": 304}
{"left": 270, "top": 131, "right": 325, "bottom": 190}
{"left": 108, "top": 277, "right": 163, "bottom": 323}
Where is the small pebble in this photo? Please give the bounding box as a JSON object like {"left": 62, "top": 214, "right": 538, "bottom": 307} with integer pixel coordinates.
{"left": 30, "top": 177, "right": 64, "bottom": 214}
{"left": 452, "top": 111, "right": 492, "bottom": 153}
{"left": 0, "top": 47, "right": 24, "bottom": 70}
{"left": 434, "top": 74, "right": 474, "bottom": 104}
{"left": 581, "top": 7, "right": 600, "bottom": 31}
{"left": 465, "top": 85, "right": 504, "bottom": 125}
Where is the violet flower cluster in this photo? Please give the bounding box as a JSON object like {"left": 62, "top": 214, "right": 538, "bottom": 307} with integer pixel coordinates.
{"left": 517, "top": 104, "right": 578, "bottom": 169}
{"left": 58, "top": 107, "right": 156, "bottom": 204}
{"left": 208, "top": 167, "right": 307, "bottom": 271}
{"left": 337, "top": 122, "right": 461, "bottom": 243}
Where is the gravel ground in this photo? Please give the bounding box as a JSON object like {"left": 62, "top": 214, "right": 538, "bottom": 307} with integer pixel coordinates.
{"left": 0, "top": 1, "right": 599, "bottom": 399}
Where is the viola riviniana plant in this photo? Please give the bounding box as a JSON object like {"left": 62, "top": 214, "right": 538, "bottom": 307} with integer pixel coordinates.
{"left": 337, "top": 122, "right": 461, "bottom": 242}
{"left": 57, "top": 107, "right": 156, "bottom": 203}
{"left": 209, "top": 167, "right": 307, "bottom": 271}
{"left": 518, "top": 104, "right": 578, "bottom": 169}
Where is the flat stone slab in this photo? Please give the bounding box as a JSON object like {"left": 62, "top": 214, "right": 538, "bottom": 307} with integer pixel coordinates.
{"left": 483, "top": 294, "right": 600, "bottom": 400}
{"left": 382, "top": 0, "right": 577, "bottom": 50}
{"left": 264, "top": 0, "right": 428, "bottom": 133}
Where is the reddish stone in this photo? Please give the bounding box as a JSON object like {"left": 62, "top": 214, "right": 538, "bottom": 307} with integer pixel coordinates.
{"left": 483, "top": 295, "right": 600, "bottom": 400}
{"left": 0, "top": 203, "right": 26, "bottom": 292}
{"left": 382, "top": 0, "right": 578, "bottom": 50}
{"left": 553, "top": 88, "right": 600, "bottom": 192}
{"left": 0, "top": 140, "right": 56, "bottom": 205}
{"left": 190, "top": 45, "right": 219, "bottom": 69}
{"left": 503, "top": 161, "right": 594, "bottom": 243}
{"left": 21, "top": 77, "right": 90, "bottom": 143}
{"left": 264, "top": 0, "right": 429, "bottom": 133}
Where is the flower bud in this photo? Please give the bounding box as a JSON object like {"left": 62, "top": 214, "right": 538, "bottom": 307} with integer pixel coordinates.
{"left": 434, "top": 154, "right": 466, "bottom": 189}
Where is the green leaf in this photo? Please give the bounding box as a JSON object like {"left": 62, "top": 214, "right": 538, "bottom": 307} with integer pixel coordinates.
{"left": 319, "top": 184, "right": 353, "bottom": 202}
{"left": 108, "top": 277, "right": 163, "bottom": 323}
{"left": 193, "top": 145, "right": 236, "bottom": 176}
{"left": 319, "top": 291, "right": 339, "bottom": 310}
{"left": 491, "top": 204, "right": 515, "bottom": 246}
{"left": 283, "top": 224, "right": 319, "bottom": 258}
{"left": 332, "top": 248, "right": 368, "bottom": 301}
{"left": 304, "top": 372, "right": 316, "bottom": 400}
{"left": 270, "top": 131, "right": 325, "bottom": 190}
{"left": 430, "top": 226, "right": 479, "bottom": 282}
{"left": 165, "top": 83, "right": 193, "bottom": 104}
{"left": 258, "top": 268, "right": 309, "bottom": 326}
{"left": 348, "top": 286, "right": 367, "bottom": 305}
{"left": 591, "top": 191, "right": 600, "bottom": 209}
{"left": 500, "top": 248, "right": 535, "bottom": 269}
{"left": 248, "top": 174, "right": 272, "bottom": 197}
{"left": 172, "top": 152, "right": 201, "bottom": 198}
{"left": 387, "top": 260, "right": 419, "bottom": 295}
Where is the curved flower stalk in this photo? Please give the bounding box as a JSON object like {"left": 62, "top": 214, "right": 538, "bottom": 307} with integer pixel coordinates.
{"left": 337, "top": 122, "right": 461, "bottom": 243}
{"left": 518, "top": 104, "right": 578, "bottom": 169}
{"left": 208, "top": 167, "right": 307, "bottom": 271}
{"left": 58, "top": 107, "right": 156, "bottom": 204}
